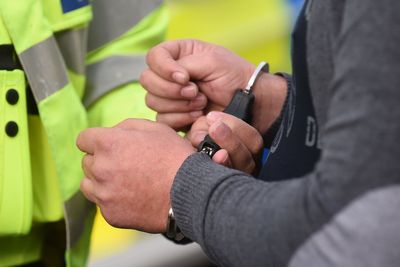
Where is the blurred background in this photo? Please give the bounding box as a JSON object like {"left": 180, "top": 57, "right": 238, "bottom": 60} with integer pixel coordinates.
{"left": 88, "top": 0, "right": 302, "bottom": 266}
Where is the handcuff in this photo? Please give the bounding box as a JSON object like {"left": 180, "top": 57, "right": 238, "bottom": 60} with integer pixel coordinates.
{"left": 165, "top": 208, "right": 186, "bottom": 242}
{"left": 165, "top": 62, "right": 269, "bottom": 242}
{"left": 198, "top": 61, "right": 269, "bottom": 157}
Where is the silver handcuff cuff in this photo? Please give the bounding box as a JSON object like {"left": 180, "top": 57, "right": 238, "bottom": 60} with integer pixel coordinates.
{"left": 165, "top": 207, "right": 185, "bottom": 242}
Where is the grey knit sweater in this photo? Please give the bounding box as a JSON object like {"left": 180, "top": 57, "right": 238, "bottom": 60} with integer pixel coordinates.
{"left": 171, "top": 0, "right": 400, "bottom": 266}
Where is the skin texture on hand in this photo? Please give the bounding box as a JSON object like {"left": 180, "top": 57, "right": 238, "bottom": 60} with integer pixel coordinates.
{"left": 140, "top": 39, "right": 256, "bottom": 130}
{"left": 187, "top": 112, "right": 264, "bottom": 174}
{"left": 76, "top": 40, "right": 287, "bottom": 234}
{"left": 141, "top": 39, "right": 288, "bottom": 136}
{"left": 76, "top": 119, "right": 195, "bottom": 233}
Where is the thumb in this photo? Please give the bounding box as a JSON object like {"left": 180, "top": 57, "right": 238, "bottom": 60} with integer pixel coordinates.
{"left": 177, "top": 53, "right": 217, "bottom": 81}
{"left": 146, "top": 41, "right": 191, "bottom": 85}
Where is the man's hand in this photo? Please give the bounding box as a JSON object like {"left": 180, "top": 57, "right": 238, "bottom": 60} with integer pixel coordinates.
{"left": 141, "top": 39, "right": 288, "bottom": 135}
{"left": 187, "top": 112, "right": 264, "bottom": 174}
{"left": 76, "top": 119, "right": 195, "bottom": 233}
{"left": 141, "top": 39, "right": 256, "bottom": 131}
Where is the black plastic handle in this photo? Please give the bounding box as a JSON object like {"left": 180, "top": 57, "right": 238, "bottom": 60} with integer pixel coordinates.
{"left": 198, "top": 90, "right": 255, "bottom": 157}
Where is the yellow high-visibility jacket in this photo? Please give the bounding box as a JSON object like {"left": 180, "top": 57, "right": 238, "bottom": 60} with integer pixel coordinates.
{"left": 0, "top": 0, "right": 166, "bottom": 266}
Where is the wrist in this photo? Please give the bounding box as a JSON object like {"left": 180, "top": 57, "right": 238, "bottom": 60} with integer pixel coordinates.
{"left": 251, "top": 72, "right": 288, "bottom": 135}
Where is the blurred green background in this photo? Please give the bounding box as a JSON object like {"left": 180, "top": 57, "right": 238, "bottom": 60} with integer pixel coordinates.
{"left": 166, "top": 0, "right": 292, "bottom": 72}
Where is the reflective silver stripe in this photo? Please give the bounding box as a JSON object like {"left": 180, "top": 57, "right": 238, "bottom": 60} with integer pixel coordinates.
{"left": 88, "top": 0, "right": 163, "bottom": 51}
{"left": 64, "top": 191, "right": 95, "bottom": 249}
{"left": 55, "top": 28, "right": 88, "bottom": 75}
{"left": 19, "top": 36, "right": 68, "bottom": 103}
{"left": 84, "top": 55, "right": 146, "bottom": 107}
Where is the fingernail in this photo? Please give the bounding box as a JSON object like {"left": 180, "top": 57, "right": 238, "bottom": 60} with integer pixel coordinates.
{"left": 207, "top": 111, "right": 223, "bottom": 123}
{"left": 190, "top": 94, "right": 207, "bottom": 108}
{"left": 190, "top": 110, "right": 203, "bottom": 118}
{"left": 211, "top": 120, "right": 229, "bottom": 139}
{"left": 172, "top": 72, "right": 188, "bottom": 84}
{"left": 181, "top": 84, "right": 198, "bottom": 98}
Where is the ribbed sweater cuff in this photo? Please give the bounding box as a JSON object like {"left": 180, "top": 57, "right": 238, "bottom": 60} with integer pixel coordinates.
{"left": 171, "top": 152, "right": 237, "bottom": 246}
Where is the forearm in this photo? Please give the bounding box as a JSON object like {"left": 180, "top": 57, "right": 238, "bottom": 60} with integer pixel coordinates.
{"left": 171, "top": 153, "right": 322, "bottom": 267}
{"left": 172, "top": 139, "right": 400, "bottom": 267}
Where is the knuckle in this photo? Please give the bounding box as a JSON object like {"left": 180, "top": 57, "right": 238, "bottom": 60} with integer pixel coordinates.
{"left": 245, "top": 160, "right": 256, "bottom": 174}
{"left": 251, "top": 134, "right": 264, "bottom": 154}
{"left": 80, "top": 178, "right": 91, "bottom": 195}
{"left": 146, "top": 48, "right": 155, "bottom": 65}
{"left": 116, "top": 118, "right": 131, "bottom": 128}
{"left": 76, "top": 131, "right": 86, "bottom": 149}
{"left": 145, "top": 94, "right": 156, "bottom": 110}
{"left": 100, "top": 209, "right": 118, "bottom": 227}
{"left": 139, "top": 70, "right": 150, "bottom": 88}
{"left": 99, "top": 137, "right": 114, "bottom": 153}
{"left": 82, "top": 154, "right": 93, "bottom": 170}
{"left": 96, "top": 190, "right": 112, "bottom": 205}
{"left": 90, "top": 162, "right": 105, "bottom": 181}
{"left": 91, "top": 159, "right": 113, "bottom": 183}
{"left": 92, "top": 131, "right": 113, "bottom": 153}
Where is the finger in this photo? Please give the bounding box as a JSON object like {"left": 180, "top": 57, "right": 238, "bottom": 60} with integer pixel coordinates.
{"left": 82, "top": 154, "right": 95, "bottom": 179}
{"left": 186, "top": 116, "right": 208, "bottom": 146}
{"left": 76, "top": 127, "right": 108, "bottom": 154}
{"left": 80, "top": 177, "right": 97, "bottom": 203}
{"left": 177, "top": 53, "right": 218, "bottom": 81}
{"left": 180, "top": 83, "right": 200, "bottom": 99}
{"left": 209, "top": 120, "right": 255, "bottom": 173}
{"left": 156, "top": 111, "right": 203, "bottom": 130}
{"left": 177, "top": 45, "right": 255, "bottom": 86}
{"left": 186, "top": 131, "right": 208, "bottom": 148}
{"left": 140, "top": 69, "right": 199, "bottom": 100}
{"left": 145, "top": 92, "right": 207, "bottom": 113}
{"left": 146, "top": 41, "right": 191, "bottom": 84}
{"left": 212, "top": 149, "right": 232, "bottom": 168}
{"left": 207, "top": 112, "right": 263, "bottom": 156}
{"left": 177, "top": 53, "right": 232, "bottom": 108}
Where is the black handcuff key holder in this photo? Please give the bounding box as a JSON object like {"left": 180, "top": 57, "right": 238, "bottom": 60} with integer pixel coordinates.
{"left": 198, "top": 62, "right": 269, "bottom": 157}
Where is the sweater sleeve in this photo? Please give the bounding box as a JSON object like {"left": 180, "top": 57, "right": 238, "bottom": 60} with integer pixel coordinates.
{"left": 171, "top": 1, "right": 400, "bottom": 266}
